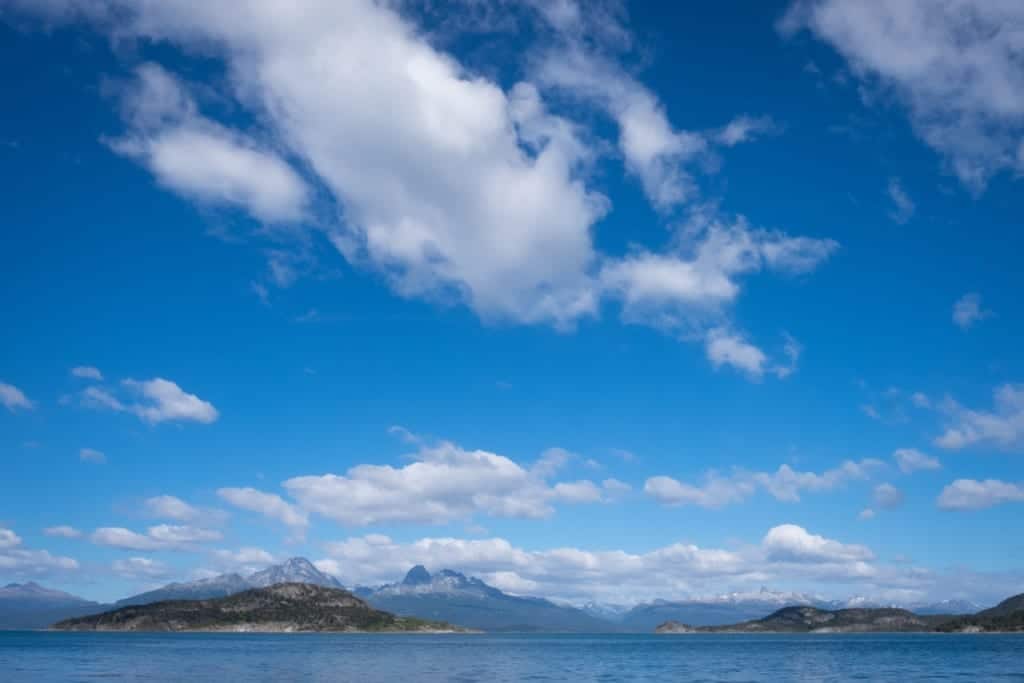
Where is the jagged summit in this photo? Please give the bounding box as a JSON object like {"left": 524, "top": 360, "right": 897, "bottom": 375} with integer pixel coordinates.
{"left": 402, "top": 565, "right": 432, "bottom": 586}
{"left": 248, "top": 557, "right": 341, "bottom": 589}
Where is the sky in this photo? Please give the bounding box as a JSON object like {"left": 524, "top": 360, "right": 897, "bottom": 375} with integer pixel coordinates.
{"left": 1, "top": 0, "right": 1023, "bottom": 607}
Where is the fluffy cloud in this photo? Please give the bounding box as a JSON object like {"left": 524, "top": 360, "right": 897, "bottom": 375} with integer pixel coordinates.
{"left": 762, "top": 524, "right": 873, "bottom": 562}
{"left": 81, "top": 377, "right": 218, "bottom": 424}
{"left": 4, "top": 0, "right": 837, "bottom": 374}
{"left": 886, "top": 178, "right": 915, "bottom": 224}
{"left": 705, "top": 328, "right": 769, "bottom": 378}
{"left": 320, "top": 523, "right": 906, "bottom": 603}
{"left": 937, "top": 479, "right": 1024, "bottom": 511}
{"left": 645, "top": 459, "right": 883, "bottom": 508}
{"left": 112, "top": 556, "right": 172, "bottom": 580}
{"left": 110, "top": 64, "right": 309, "bottom": 223}
{"left": 217, "top": 487, "right": 308, "bottom": 532}
{"left": 79, "top": 448, "right": 106, "bottom": 464}
{"left": 91, "top": 524, "right": 221, "bottom": 551}
{"left": 0, "top": 381, "right": 33, "bottom": 411}
{"left": 782, "top": 0, "right": 1024, "bottom": 190}
{"left": 952, "top": 293, "right": 992, "bottom": 330}
{"left": 281, "top": 439, "right": 609, "bottom": 527}
{"left": 70, "top": 366, "right": 103, "bottom": 380}
{"left": 141, "top": 495, "right": 227, "bottom": 525}
{"left": 872, "top": 483, "right": 904, "bottom": 510}
{"left": 43, "top": 525, "right": 82, "bottom": 538}
{"left": 893, "top": 448, "right": 941, "bottom": 474}
{"left": 935, "top": 384, "right": 1024, "bottom": 450}
{"left": 0, "top": 527, "right": 79, "bottom": 575}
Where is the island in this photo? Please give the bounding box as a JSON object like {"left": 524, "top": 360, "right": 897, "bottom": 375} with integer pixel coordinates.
{"left": 656, "top": 592, "right": 1024, "bottom": 634}
{"left": 52, "top": 582, "right": 468, "bottom": 633}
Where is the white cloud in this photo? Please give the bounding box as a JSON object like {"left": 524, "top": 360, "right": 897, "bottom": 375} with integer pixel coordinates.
{"left": 938, "top": 479, "right": 1024, "bottom": 511}
{"left": 910, "top": 392, "right": 931, "bottom": 409}
{"left": 70, "top": 365, "right": 103, "bottom": 380}
{"left": 320, "top": 523, "right": 903, "bottom": 604}
{"left": 143, "top": 495, "right": 200, "bottom": 522}
{"left": 217, "top": 487, "right": 308, "bottom": 532}
{"left": 952, "top": 292, "right": 992, "bottom": 330}
{"left": 0, "top": 381, "right": 33, "bottom": 411}
{"left": 872, "top": 483, "right": 904, "bottom": 509}
{"left": 886, "top": 178, "right": 915, "bottom": 224}
{"left": 935, "top": 384, "right": 1024, "bottom": 450}
{"left": 716, "top": 115, "right": 776, "bottom": 147}
{"left": 893, "top": 448, "right": 941, "bottom": 474}
{"left": 782, "top": 0, "right": 1024, "bottom": 191}
{"left": 762, "top": 523, "right": 873, "bottom": 562}
{"left": 644, "top": 473, "right": 755, "bottom": 509}
{"left": 4, "top": 0, "right": 838, "bottom": 370}
{"left": 211, "top": 547, "right": 275, "bottom": 570}
{"left": 112, "top": 556, "right": 172, "bottom": 579}
{"left": 43, "top": 525, "right": 82, "bottom": 538}
{"left": 122, "top": 378, "right": 218, "bottom": 424}
{"left": 79, "top": 448, "right": 106, "bottom": 464}
{"left": 0, "top": 527, "right": 79, "bottom": 575}
{"left": 0, "top": 528, "right": 22, "bottom": 549}
{"left": 110, "top": 64, "right": 309, "bottom": 223}
{"left": 645, "top": 459, "right": 883, "bottom": 508}
{"left": 79, "top": 377, "right": 218, "bottom": 424}
{"left": 705, "top": 328, "right": 768, "bottom": 378}
{"left": 282, "top": 439, "right": 606, "bottom": 527}
{"left": 858, "top": 508, "right": 876, "bottom": 520}
{"left": 91, "top": 524, "right": 221, "bottom": 551}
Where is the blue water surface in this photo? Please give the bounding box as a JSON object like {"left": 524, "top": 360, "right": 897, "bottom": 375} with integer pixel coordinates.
{"left": 1, "top": 631, "right": 1022, "bottom": 682}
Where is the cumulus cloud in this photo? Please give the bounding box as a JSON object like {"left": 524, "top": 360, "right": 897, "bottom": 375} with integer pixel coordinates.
{"left": 952, "top": 292, "right": 992, "bottom": 330}
{"left": 645, "top": 459, "right": 883, "bottom": 508}
{"left": 762, "top": 523, "right": 873, "bottom": 563}
{"left": 43, "top": 525, "right": 82, "bottom": 538}
{"left": 0, "top": 381, "right": 33, "bottom": 411}
{"left": 937, "top": 479, "right": 1024, "bottom": 511}
{"left": 782, "top": 0, "right": 1024, "bottom": 191}
{"left": 3, "top": 0, "right": 838, "bottom": 374}
{"left": 112, "top": 556, "right": 172, "bottom": 580}
{"left": 142, "top": 495, "right": 226, "bottom": 525}
{"left": 319, "top": 523, "right": 908, "bottom": 604}
{"left": 90, "top": 524, "right": 221, "bottom": 551}
{"left": 872, "top": 483, "right": 904, "bottom": 510}
{"left": 110, "top": 63, "right": 309, "bottom": 223}
{"left": 70, "top": 365, "right": 103, "bottom": 380}
{"left": 893, "top": 448, "right": 941, "bottom": 474}
{"left": 281, "top": 438, "right": 609, "bottom": 527}
{"left": 81, "top": 377, "right": 218, "bottom": 424}
{"left": 705, "top": 328, "right": 768, "bottom": 378}
{"left": 79, "top": 448, "right": 106, "bottom": 464}
{"left": 935, "top": 384, "right": 1024, "bottom": 450}
{"left": 0, "top": 527, "right": 79, "bottom": 576}
{"left": 216, "top": 487, "right": 308, "bottom": 532}
{"left": 210, "top": 547, "right": 275, "bottom": 572}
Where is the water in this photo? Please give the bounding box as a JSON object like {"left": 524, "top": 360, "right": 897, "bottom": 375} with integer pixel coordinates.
{"left": 1, "top": 631, "right": 1022, "bottom": 682}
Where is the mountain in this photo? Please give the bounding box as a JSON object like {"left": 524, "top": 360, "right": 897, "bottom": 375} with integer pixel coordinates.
{"left": 619, "top": 588, "right": 826, "bottom": 630}
{"left": 0, "top": 582, "right": 106, "bottom": 630}
{"left": 115, "top": 557, "right": 341, "bottom": 607}
{"left": 54, "top": 583, "right": 464, "bottom": 632}
{"left": 909, "top": 598, "right": 983, "bottom": 615}
{"left": 247, "top": 558, "right": 343, "bottom": 589}
{"left": 656, "top": 605, "right": 942, "bottom": 633}
{"left": 362, "top": 566, "right": 617, "bottom": 632}
{"left": 933, "top": 592, "right": 1024, "bottom": 633}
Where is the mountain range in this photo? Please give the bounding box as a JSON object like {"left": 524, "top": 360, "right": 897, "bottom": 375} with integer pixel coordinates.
{"left": 0, "top": 582, "right": 104, "bottom": 630}
{"left": 0, "top": 558, "right": 1006, "bottom": 632}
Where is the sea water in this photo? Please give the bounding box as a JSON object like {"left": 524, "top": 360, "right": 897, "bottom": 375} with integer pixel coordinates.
{"left": 1, "top": 631, "right": 1022, "bottom": 681}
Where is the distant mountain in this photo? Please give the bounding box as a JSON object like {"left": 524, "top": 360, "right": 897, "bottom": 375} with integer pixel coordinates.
{"left": 115, "top": 557, "right": 341, "bottom": 607}
{"left": 55, "top": 583, "right": 464, "bottom": 633}
{"left": 657, "top": 605, "right": 943, "bottom": 633}
{"left": 247, "top": 558, "right": 343, "bottom": 589}
{"left": 619, "top": 588, "right": 826, "bottom": 630}
{"left": 934, "top": 593, "right": 1024, "bottom": 633}
{"left": 362, "top": 565, "right": 617, "bottom": 632}
{"left": 910, "top": 598, "right": 984, "bottom": 616}
{"left": 0, "top": 582, "right": 106, "bottom": 630}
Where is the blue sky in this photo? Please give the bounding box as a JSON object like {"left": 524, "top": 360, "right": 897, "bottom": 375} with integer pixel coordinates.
{"left": 1, "top": 0, "right": 1023, "bottom": 606}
